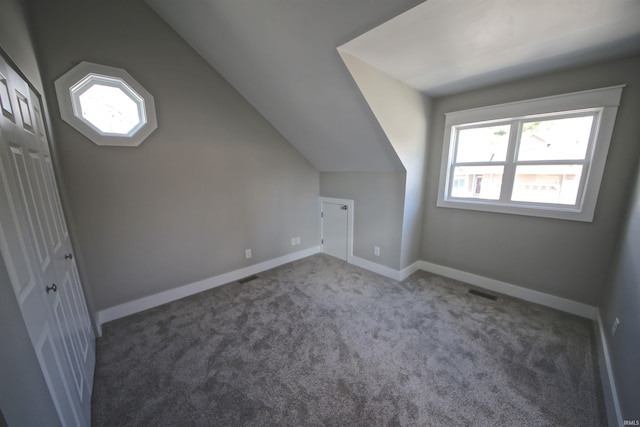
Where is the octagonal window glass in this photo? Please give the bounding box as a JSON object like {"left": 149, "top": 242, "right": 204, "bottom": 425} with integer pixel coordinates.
{"left": 55, "top": 62, "right": 157, "bottom": 147}
{"left": 75, "top": 77, "right": 143, "bottom": 135}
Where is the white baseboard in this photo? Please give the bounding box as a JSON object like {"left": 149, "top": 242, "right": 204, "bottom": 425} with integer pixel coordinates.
{"left": 399, "top": 260, "right": 422, "bottom": 281}
{"left": 348, "top": 257, "right": 421, "bottom": 281}
{"left": 344, "top": 256, "right": 597, "bottom": 319}
{"left": 596, "top": 310, "right": 623, "bottom": 427}
{"left": 97, "top": 249, "right": 598, "bottom": 336}
{"left": 96, "top": 246, "right": 321, "bottom": 328}
{"left": 417, "top": 261, "right": 598, "bottom": 319}
{"left": 350, "top": 256, "right": 403, "bottom": 280}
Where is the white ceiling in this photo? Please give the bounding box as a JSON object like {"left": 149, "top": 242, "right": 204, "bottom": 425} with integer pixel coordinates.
{"left": 340, "top": 0, "right": 640, "bottom": 96}
{"left": 145, "top": 0, "right": 640, "bottom": 172}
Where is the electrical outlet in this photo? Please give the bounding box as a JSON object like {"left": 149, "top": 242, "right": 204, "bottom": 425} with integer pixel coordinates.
{"left": 291, "top": 238, "right": 297, "bottom": 246}
{"left": 374, "top": 246, "right": 380, "bottom": 256}
{"left": 295, "top": 236, "right": 301, "bottom": 245}
{"left": 245, "top": 249, "right": 252, "bottom": 259}
{"left": 611, "top": 317, "right": 620, "bottom": 337}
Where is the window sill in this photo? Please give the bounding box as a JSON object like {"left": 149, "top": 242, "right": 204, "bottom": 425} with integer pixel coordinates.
{"left": 436, "top": 198, "right": 594, "bottom": 222}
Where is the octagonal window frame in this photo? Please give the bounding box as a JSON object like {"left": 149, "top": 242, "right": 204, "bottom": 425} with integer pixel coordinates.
{"left": 55, "top": 62, "right": 157, "bottom": 147}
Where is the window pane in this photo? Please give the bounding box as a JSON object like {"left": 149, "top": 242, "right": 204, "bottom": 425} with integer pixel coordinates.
{"left": 517, "top": 116, "right": 593, "bottom": 161}
{"left": 455, "top": 125, "right": 510, "bottom": 163}
{"left": 451, "top": 166, "right": 503, "bottom": 200}
{"left": 511, "top": 165, "right": 583, "bottom": 205}
{"left": 78, "top": 84, "right": 141, "bottom": 134}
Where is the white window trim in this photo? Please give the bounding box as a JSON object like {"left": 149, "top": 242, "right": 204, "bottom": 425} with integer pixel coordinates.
{"left": 437, "top": 85, "right": 624, "bottom": 222}
{"left": 54, "top": 62, "right": 157, "bottom": 147}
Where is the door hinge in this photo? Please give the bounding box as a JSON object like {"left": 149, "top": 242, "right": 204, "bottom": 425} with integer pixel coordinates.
{"left": 321, "top": 212, "right": 323, "bottom": 218}
{"left": 321, "top": 239, "right": 324, "bottom": 244}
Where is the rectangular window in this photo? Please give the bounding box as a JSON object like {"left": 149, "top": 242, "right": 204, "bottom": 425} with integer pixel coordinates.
{"left": 437, "top": 86, "right": 624, "bottom": 222}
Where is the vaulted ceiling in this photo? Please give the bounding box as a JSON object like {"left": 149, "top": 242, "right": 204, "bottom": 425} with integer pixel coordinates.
{"left": 146, "top": 0, "right": 640, "bottom": 172}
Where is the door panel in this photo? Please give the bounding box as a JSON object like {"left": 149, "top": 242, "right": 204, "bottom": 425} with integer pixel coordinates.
{"left": 67, "top": 264, "right": 92, "bottom": 359}
{"left": 0, "top": 73, "right": 14, "bottom": 121}
{"left": 9, "top": 144, "right": 51, "bottom": 272}
{"left": 0, "top": 148, "right": 37, "bottom": 300}
{"left": 53, "top": 290, "right": 84, "bottom": 399}
{"left": 15, "top": 89, "right": 34, "bottom": 133}
{"left": 322, "top": 201, "right": 348, "bottom": 261}
{"left": 35, "top": 325, "right": 82, "bottom": 427}
{"left": 30, "top": 150, "right": 59, "bottom": 250}
{"left": 44, "top": 155, "right": 68, "bottom": 238}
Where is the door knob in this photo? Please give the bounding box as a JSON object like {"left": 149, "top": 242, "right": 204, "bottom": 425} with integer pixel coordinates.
{"left": 64, "top": 253, "right": 73, "bottom": 260}
{"left": 46, "top": 284, "right": 57, "bottom": 293}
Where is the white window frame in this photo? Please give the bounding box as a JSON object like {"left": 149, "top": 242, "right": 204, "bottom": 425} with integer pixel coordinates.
{"left": 437, "top": 86, "right": 624, "bottom": 222}
{"left": 54, "top": 62, "right": 157, "bottom": 147}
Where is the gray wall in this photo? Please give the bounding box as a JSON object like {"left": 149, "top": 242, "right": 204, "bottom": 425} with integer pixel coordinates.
{"left": 0, "top": 0, "right": 59, "bottom": 424}
{"left": 339, "top": 51, "right": 431, "bottom": 269}
{"left": 601, "top": 155, "right": 640, "bottom": 422}
{"left": 145, "top": 0, "right": 426, "bottom": 173}
{"left": 422, "top": 55, "right": 640, "bottom": 305}
{"left": 27, "top": 0, "right": 320, "bottom": 311}
{"left": 0, "top": 0, "right": 41, "bottom": 92}
{"left": 320, "top": 172, "right": 405, "bottom": 270}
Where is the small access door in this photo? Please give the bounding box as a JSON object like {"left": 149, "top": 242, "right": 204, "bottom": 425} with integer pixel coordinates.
{"left": 320, "top": 198, "right": 352, "bottom": 261}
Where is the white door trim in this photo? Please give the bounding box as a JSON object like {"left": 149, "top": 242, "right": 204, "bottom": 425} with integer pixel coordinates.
{"left": 319, "top": 197, "right": 354, "bottom": 263}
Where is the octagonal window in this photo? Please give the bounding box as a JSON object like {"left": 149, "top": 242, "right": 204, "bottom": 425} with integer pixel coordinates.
{"left": 75, "top": 77, "right": 143, "bottom": 135}
{"left": 55, "top": 62, "right": 157, "bottom": 147}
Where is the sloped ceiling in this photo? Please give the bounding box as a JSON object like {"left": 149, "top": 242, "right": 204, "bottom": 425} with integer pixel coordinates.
{"left": 145, "top": 0, "right": 640, "bottom": 172}
{"left": 145, "top": 0, "right": 425, "bottom": 172}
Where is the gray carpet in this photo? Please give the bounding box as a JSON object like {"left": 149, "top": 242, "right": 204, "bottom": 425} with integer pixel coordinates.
{"left": 92, "top": 254, "right": 606, "bottom": 426}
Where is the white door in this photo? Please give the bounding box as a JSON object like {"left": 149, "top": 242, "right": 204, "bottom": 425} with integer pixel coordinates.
{"left": 321, "top": 199, "right": 350, "bottom": 261}
{"left": 0, "top": 54, "right": 94, "bottom": 426}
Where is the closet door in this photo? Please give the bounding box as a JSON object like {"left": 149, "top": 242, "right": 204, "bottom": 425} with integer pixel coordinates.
{"left": 0, "top": 55, "right": 94, "bottom": 426}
